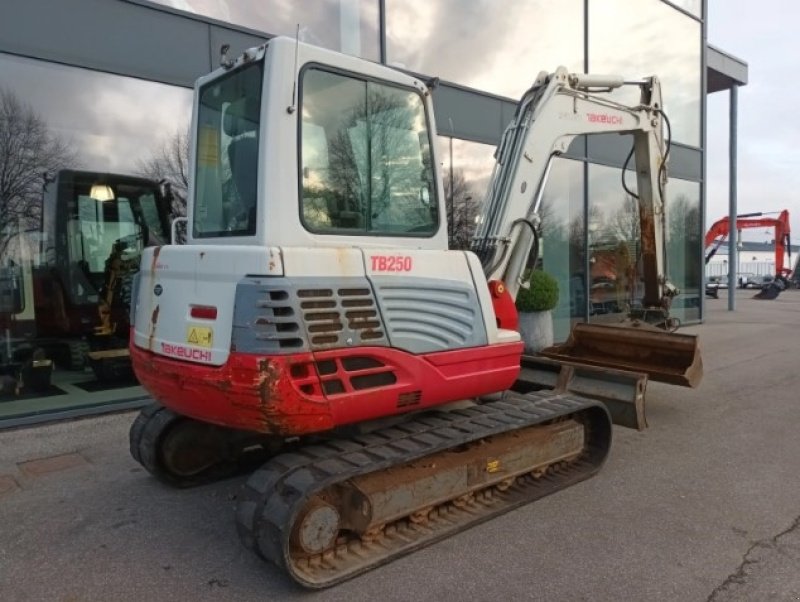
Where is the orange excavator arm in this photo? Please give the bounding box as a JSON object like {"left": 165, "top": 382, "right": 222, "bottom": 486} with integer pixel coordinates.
{"left": 705, "top": 210, "right": 791, "bottom": 275}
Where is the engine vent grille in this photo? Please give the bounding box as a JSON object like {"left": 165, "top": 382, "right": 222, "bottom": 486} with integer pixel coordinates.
{"left": 298, "top": 286, "right": 387, "bottom": 351}
{"left": 232, "top": 277, "right": 389, "bottom": 355}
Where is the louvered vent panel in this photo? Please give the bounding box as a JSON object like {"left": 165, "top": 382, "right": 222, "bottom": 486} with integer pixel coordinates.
{"left": 251, "top": 289, "right": 304, "bottom": 350}
{"left": 377, "top": 284, "right": 480, "bottom": 352}
{"left": 297, "top": 287, "right": 387, "bottom": 350}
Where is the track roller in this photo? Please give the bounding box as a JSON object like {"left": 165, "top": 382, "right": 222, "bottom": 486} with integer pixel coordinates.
{"left": 129, "top": 403, "right": 283, "bottom": 488}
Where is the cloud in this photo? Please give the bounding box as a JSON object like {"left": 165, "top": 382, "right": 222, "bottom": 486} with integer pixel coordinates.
{"left": 0, "top": 53, "right": 191, "bottom": 174}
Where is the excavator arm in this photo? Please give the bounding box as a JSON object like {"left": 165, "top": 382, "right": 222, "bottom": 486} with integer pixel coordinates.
{"left": 472, "top": 66, "right": 675, "bottom": 317}
{"left": 705, "top": 210, "right": 791, "bottom": 275}
{"left": 472, "top": 67, "right": 701, "bottom": 388}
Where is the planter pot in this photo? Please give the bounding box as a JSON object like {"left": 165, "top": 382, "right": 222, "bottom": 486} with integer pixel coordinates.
{"left": 518, "top": 310, "right": 554, "bottom": 354}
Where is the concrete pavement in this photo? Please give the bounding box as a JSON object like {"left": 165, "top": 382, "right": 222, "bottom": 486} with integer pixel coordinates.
{"left": 1, "top": 288, "right": 799, "bottom": 601}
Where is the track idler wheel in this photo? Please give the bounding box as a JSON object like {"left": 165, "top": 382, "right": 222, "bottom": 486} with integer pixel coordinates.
{"left": 129, "top": 403, "right": 282, "bottom": 488}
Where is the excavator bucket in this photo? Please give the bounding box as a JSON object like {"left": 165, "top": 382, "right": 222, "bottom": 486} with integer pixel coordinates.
{"left": 539, "top": 322, "right": 703, "bottom": 388}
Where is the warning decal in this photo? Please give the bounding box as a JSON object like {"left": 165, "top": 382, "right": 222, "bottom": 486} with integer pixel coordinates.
{"left": 186, "top": 325, "right": 213, "bottom": 348}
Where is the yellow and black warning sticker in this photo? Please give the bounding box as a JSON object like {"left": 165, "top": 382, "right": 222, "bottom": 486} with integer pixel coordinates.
{"left": 186, "top": 325, "right": 213, "bottom": 348}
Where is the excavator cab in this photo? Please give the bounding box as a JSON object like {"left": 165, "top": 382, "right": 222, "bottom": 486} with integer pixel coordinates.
{"left": 35, "top": 170, "right": 171, "bottom": 375}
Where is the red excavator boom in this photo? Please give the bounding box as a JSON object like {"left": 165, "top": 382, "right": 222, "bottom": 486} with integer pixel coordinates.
{"left": 705, "top": 210, "right": 792, "bottom": 275}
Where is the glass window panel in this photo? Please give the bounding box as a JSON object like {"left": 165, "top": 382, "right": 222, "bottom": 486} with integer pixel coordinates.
{"left": 587, "top": 162, "right": 700, "bottom": 324}
{"left": 194, "top": 60, "right": 264, "bottom": 238}
{"left": 666, "top": 178, "right": 701, "bottom": 322}
{"left": 539, "top": 159, "right": 586, "bottom": 342}
{"left": 0, "top": 53, "right": 192, "bottom": 174}
{"left": 587, "top": 162, "right": 643, "bottom": 322}
{"left": 387, "top": 0, "right": 583, "bottom": 99}
{"left": 300, "top": 68, "right": 438, "bottom": 236}
{"left": 589, "top": 0, "right": 701, "bottom": 146}
{"left": 439, "top": 137, "right": 495, "bottom": 249}
{"left": 152, "top": 0, "right": 380, "bottom": 61}
{"left": 0, "top": 52, "right": 190, "bottom": 420}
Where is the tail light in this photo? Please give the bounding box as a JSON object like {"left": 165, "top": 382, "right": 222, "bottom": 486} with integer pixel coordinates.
{"left": 190, "top": 305, "right": 217, "bottom": 320}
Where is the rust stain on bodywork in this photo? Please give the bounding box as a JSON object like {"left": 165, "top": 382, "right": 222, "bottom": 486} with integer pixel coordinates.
{"left": 256, "top": 359, "right": 281, "bottom": 406}
{"left": 148, "top": 305, "right": 160, "bottom": 350}
{"left": 150, "top": 246, "right": 162, "bottom": 271}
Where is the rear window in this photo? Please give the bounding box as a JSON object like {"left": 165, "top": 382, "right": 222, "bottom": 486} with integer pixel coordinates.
{"left": 299, "top": 68, "right": 438, "bottom": 236}
{"left": 193, "top": 61, "right": 263, "bottom": 238}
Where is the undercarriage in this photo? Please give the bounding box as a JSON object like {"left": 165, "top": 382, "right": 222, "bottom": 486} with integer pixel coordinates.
{"left": 130, "top": 388, "right": 611, "bottom": 588}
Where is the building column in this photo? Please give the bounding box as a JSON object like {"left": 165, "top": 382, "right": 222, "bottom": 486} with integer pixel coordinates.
{"left": 727, "top": 84, "right": 738, "bottom": 310}
{"left": 339, "top": 0, "right": 361, "bottom": 57}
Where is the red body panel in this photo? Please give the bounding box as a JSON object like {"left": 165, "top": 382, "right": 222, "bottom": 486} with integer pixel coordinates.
{"left": 130, "top": 341, "right": 523, "bottom": 436}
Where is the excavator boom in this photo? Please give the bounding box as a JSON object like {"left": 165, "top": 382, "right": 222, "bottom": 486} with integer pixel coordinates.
{"left": 471, "top": 67, "right": 701, "bottom": 387}
{"left": 705, "top": 210, "right": 791, "bottom": 275}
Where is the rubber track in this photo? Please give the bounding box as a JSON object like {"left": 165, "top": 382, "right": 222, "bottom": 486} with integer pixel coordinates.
{"left": 236, "top": 390, "right": 611, "bottom": 588}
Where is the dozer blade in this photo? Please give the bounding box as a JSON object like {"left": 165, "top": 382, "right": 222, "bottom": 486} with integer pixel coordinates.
{"left": 539, "top": 322, "right": 703, "bottom": 388}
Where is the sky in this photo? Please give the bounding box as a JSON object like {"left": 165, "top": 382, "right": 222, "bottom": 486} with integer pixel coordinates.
{"left": 706, "top": 0, "right": 800, "bottom": 243}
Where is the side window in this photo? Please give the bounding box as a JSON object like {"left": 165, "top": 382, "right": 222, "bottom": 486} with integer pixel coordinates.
{"left": 300, "top": 69, "right": 438, "bottom": 236}
{"left": 194, "top": 61, "right": 263, "bottom": 238}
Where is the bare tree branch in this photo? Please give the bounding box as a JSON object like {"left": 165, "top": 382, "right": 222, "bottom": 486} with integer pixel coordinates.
{"left": 137, "top": 128, "right": 190, "bottom": 219}
{"left": 443, "top": 168, "right": 480, "bottom": 250}
{"left": 0, "top": 88, "right": 75, "bottom": 259}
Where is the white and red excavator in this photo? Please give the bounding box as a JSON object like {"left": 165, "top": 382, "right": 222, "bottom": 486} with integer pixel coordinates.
{"left": 127, "top": 38, "right": 702, "bottom": 587}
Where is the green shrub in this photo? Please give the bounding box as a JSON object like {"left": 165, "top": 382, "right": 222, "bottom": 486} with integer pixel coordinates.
{"left": 515, "top": 270, "right": 559, "bottom": 312}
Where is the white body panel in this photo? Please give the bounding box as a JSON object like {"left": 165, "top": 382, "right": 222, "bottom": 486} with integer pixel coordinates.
{"left": 132, "top": 245, "right": 283, "bottom": 365}
{"left": 132, "top": 244, "right": 511, "bottom": 364}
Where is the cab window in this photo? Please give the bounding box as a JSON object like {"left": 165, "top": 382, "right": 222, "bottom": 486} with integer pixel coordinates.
{"left": 194, "top": 61, "right": 263, "bottom": 238}
{"left": 300, "top": 68, "right": 438, "bottom": 236}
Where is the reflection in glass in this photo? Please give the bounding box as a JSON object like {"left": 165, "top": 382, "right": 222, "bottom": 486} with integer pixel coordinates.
{"left": 589, "top": 0, "right": 701, "bottom": 146}
{"left": 439, "top": 138, "right": 495, "bottom": 248}
{"left": 301, "top": 69, "right": 437, "bottom": 236}
{"left": 387, "top": 0, "right": 583, "bottom": 99}
{"left": 0, "top": 52, "right": 192, "bottom": 174}
{"left": 194, "top": 60, "right": 264, "bottom": 238}
{"left": 152, "top": 0, "right": 380, "bottom": 61}
{"left": 0, "top": 52, "right": 190, "bottom": 416}
{"left": 587, "top": 162, "right": 643, "bottom": 322}
{"left": 539, "top": 159, "right": 586, "bottom": 341}
{"left": 666, "top": 178, "right": 701, "bottom": 322}
{"left": 587, "top": 162, "right": 701, "bottom": 324}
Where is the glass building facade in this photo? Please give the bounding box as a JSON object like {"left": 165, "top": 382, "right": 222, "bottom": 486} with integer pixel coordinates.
{"left": 0, "top": 0, "right": 707, "bottom": 424}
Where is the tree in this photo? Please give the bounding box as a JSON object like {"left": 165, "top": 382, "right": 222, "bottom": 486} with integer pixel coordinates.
{"left": 443, "top": 168, "right": 480, "bottom": 250}
{"left": 137, "top": 128, "right": 190, "bottom": 220}
{"left": 0, "top": 88, "right": 75, "bottom": 259}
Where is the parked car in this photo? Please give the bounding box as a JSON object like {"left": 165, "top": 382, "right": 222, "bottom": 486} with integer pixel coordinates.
{"left": 743, "top": 274, "right": 774, "bottom": 289}
{"left": 707, "top": 275, "right": 728, "bottom": 289}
